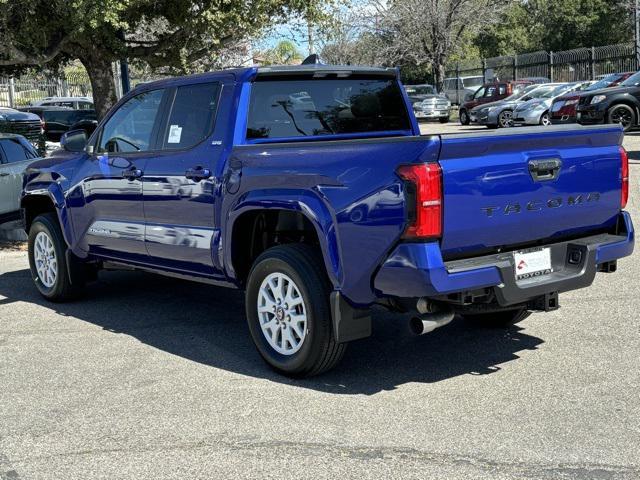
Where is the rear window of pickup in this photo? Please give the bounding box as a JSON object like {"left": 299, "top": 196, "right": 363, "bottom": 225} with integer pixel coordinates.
{"left": 246, "top": 77, "right": 411, "bottom": 140}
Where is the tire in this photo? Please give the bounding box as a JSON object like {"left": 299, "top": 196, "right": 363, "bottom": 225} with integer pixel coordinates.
{"left": 497, "top": 110, "right": 513, "bottom": 128}
{"left": 607, "top": 104, "right": 635, "bottom": 132}
{"left": 539, "top": 112, "right": 552, "bottom": 126}
{"left": 463, "top": 307, "right": 531, "bottom": 328}
{"left": 439, "top": 116, "right": 450, "bottom": 124}
{"left": 245, "top": 244, "right": 346, "bottom": 377}
{"left": 28, "top": 213, "right": 85, "bottom": 302}
{"left": 459, "top": 109, "right": 470, "bottom": 125}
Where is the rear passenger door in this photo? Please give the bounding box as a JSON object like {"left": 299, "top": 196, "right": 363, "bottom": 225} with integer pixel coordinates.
{"left": 142, "top": 78, "right": 230, "bottom": 277}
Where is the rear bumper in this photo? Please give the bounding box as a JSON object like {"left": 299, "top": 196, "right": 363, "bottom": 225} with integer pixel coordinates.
{"left": 373, "top": 212, "right": 634, "bottom": 306}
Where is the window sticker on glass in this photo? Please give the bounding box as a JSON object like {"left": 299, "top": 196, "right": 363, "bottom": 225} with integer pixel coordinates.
{"left": 168, "top": 125, "right": 182, "bottom": 144}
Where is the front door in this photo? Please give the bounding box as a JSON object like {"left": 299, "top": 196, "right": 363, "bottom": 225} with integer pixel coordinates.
{"left": 0, "top": 136, "right": 39, "bottom": 218}
{"left": 69, "top": 88, "right": 167, "bottom": 262}
{"left": 142, "top": 79, "right": 229, "bottom": 277}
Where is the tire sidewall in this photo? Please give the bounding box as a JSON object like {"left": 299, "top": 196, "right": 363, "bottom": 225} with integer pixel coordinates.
{"left": 459, "top": 109, "right": 469, "bottom": 125}
{"left": 28, "top": 215, "right": 67, "bottom": 299}
{"left": 608, "top": 105, "right": 635, "bottom": 132}
{"left": 245, "top": 253, "right": 328, "bottom": 374}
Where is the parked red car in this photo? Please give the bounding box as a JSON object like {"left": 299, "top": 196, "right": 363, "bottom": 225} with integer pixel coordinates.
{"left": 551, "top": 72, "right": 635, "bottom": 124}
{"left": 459, "top": 80, "right": 534, "bottom": 125}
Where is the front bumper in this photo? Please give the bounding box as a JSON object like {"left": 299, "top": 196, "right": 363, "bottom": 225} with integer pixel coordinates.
{"left": 414, "top": 108, "right": 450, "bottom": 119}
{"left": 513, "top": 108, "right": 544, "bottom": 125}
{"left": 576, "top": 103, "right": 607, "bottom": 124}
{"left": 550, "top": 114, "right": 577, "bottom": 125}
{"left": 373, "top": 212, "right": 634, "bottom": 307}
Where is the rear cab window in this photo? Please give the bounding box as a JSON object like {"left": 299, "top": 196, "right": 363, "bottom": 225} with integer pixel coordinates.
{"left": 0, "top": 138, "right": 39, "bottom": 163}
{"left": 246, "top": 75, "right": 412, "bottom": 141}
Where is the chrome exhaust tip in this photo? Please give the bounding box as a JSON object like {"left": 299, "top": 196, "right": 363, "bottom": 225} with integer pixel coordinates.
{"left": 409, "top": 310, "right": 455, "bottom": 335}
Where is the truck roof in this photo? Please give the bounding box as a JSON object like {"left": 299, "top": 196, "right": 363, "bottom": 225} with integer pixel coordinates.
{"left": 134, "top": 64, "right": 398, "bottom": 91}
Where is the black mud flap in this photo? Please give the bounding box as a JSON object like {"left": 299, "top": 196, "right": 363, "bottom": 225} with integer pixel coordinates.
{"left": 330, "top": 292, "right": 372, "bottom": 344}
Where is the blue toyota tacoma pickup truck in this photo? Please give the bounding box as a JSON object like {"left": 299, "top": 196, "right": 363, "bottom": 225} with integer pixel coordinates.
{"left": 21, "top": 63, "right": 634, "bottom": 377}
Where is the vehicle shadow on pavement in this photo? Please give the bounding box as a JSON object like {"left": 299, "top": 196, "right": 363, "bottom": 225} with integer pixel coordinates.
{"left": 0, "top": 268, "right": 544, "bottom": 395}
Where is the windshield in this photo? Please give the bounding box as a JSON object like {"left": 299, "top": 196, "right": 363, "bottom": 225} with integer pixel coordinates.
{"left": 621, "top": 71, "right": 640, "bottom": 86}
{"left": 463, "top": 77, "right": 484, "bottom": 88}
{"left": 538, "top": 84, "right": 574, "bottom": 99}
{"left": 405, "top": 85, "right": 436, "bottom": 95}
{"left": 587, "top": 74, "right": 621, "bottom": 91}
{"left": 504, "top": 84, "right": 538, "bottom": 101}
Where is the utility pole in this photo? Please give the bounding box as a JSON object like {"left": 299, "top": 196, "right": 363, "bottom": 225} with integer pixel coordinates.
{"left": 307, "top": 18, "right": 315, "bottom": 56}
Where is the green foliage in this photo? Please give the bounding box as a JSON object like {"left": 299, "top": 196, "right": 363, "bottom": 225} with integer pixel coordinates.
{"left": 259, "top": 40, "right": 304, "bottom": 65}
{"left": 477, "top": 0, "right": 633, "bottom": 57}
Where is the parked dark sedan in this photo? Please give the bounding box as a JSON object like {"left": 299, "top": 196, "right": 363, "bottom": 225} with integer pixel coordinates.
{"left": 576, "top": 70, "right": 640, "bottom": 132}
{"left": 551, "top": 72, "right": 634, "bottom": 125}
{"left": 19, "top": 105, "right": 97, "bottom": 141}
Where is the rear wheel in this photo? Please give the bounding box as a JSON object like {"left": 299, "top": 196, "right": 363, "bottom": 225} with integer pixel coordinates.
{"left": 459, "top": 109, "right": 470, "bottom": 125}
{"left": 28, "top": 213, "right": 85, "bottom": 301}
{"left": 245, "top": 244, "right": 346, "bottom": 377}
{"left": 607, "top": 104, "right": 635, "bottom": 132}
{"left": 463, "top": 307, "right": 531, "bottom": 328}
{"left": 497, "top": 110, "right": 513, "bottom": 128}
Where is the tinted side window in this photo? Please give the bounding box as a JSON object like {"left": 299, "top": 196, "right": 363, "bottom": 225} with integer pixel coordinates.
{"left": 0, "top": 138, "right": 38, "bottom": 163}
{"left": 98, "top": 89, "right": 164, "bottom": 153}
{"left": 247, "top": 77, "right": 411, "bottom": 140}
{"left": 161, "top": 82, "right": 220, "bottom": 150}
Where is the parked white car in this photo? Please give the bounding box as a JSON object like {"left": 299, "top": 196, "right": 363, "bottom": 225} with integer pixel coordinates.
{"left": 512, "top": 83, "right": 583, "bottom": 126}
{"left": 442, "top": 76, "right": 484, "bottom": 104}
{"left": 0, "top": 134, "right": 40, "bottom": 222}
{"left": 30, "top": 96, "right": 94, "bottom": 110}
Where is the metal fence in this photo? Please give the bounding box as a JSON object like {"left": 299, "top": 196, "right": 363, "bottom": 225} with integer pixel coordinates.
{"left": 446, "top": 42, "right": 639, "bottom": 84}
{"left": 0, "top": 63, "right": 166, "bottom": 108}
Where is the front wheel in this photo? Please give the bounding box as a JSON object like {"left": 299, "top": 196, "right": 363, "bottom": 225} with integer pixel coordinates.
{"left": 539, "top": 112, "right": 552, "bottom": 126}
{"left": 459, "top": 109, "right": 470, "bottom": 125}
{"left": 463, "top": 307, "right": 531, "bottom": 328}
{"left": 607, "top": 104, "right": 635, "bottom": 132}
{"left": 245, "top": 244, "right": 346, "bottom": 377}
{"left": 497, "top": 110, "right": 513, "bottom": 128}
{"left": 28, "top": 213, "right": 85, "bottom": 301}
{"left": 439, "top": 116, "right": 450, "bottom": 124}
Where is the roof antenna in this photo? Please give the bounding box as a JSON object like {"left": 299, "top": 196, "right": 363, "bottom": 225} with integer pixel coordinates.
{"left": 301, "top": 54, "right": 323, "bottom": 65}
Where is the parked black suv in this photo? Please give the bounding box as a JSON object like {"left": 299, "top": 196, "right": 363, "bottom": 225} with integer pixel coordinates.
{"left": 576, "top": 70, "right": 640, "bottom": 132}
{"left": 19, "top": 106, "right": 97, "bottom": 141}
{"left": 0, "top": 107, "right": 45, "bottom": 153}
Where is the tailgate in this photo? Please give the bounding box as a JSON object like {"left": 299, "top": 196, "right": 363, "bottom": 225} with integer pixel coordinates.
{"left": 438, "top": 125, "right": 624, "bottom": 258}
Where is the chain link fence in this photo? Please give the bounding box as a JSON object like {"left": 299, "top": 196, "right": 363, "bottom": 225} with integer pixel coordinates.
{"left": 447, "top": 42, "right": 639, "bottom": 84}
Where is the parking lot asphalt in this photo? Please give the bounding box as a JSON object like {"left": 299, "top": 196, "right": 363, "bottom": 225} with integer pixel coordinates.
{"left": 1, "top": 126, "right": 639, "bottom": 479}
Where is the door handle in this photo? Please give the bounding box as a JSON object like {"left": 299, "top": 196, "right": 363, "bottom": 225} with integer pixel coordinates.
{"left": 122, "top": 166, "right": 143, "bottom": 180}
{"left": 528, "top": 158, "right": 562, "bottom": 182}
{"left": 185, "top": 166, "right": 211, "bottom": 182}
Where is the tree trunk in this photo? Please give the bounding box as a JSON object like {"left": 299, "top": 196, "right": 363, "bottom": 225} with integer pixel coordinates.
{"left": 434, "top": 61, "right": 447, "bottom": 93}
{"left": 79, "top": 54, "right": 118, "bottom": 121}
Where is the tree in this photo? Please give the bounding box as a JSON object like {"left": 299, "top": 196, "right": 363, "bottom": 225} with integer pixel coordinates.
{"left": 367, "top": 0, "right": 505, "bottom": 90}
{"left": 0, "top": 0, "right": 323, "bottom": 119}
{"left": 259, "top": 40, "right": 303, "bottom": 65}
{"left": 477, "top": 0, "right": 633, "bottom": 57}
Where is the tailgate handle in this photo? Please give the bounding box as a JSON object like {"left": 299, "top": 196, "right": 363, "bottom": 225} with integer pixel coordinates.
{"left": 528, "top": 158, "right": 562, "bottom": 182}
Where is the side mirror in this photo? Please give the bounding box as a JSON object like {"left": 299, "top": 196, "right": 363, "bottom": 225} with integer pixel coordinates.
{"left": 60, "top": 129, "right": 87, "bottom": 153}
{"left": 464, "top": 93, "right": 473, "bottom": 101}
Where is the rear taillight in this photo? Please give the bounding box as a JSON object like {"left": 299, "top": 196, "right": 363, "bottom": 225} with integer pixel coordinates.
{"left": 397, "top": 163, "right": 442, "bottom": 238}
{"left": 620, "top": 146, "right": 629, "bottom": 208}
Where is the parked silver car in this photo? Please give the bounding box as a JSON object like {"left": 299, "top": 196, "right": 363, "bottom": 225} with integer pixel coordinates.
{"left": 513, "top": 83, "right": 585, "bottom": 126}
{"left": 0, "top": 134, "right": 40, "bottom": 223}
{"left": 469, "top": 83, "right": 564, "bottom": 128}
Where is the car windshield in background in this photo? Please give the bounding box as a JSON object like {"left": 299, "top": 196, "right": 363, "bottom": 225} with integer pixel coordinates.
{"left": 587, "top": 74, "right": 620, "bottom": 91}
{"left": 406, "top": 86, "right": 436, "bottom": 95}
{"left": 620, "top": 71, "right": 640, "bottom": 87}
{"left": 539, "top": 85, "right": 572, "bottom": 98}
{"left": 247, "top": 77, "right": 411, "bottom": 140}
{"left": 504, "top": 84, "right": 539, "bottom": 101}
{"left": 464, "top": 77, "right": 484, "bottom": 88}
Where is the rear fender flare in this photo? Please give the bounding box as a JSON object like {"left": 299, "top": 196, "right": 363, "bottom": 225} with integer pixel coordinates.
{"left": 225, "top": 189, "right": 342, "bottom": 288}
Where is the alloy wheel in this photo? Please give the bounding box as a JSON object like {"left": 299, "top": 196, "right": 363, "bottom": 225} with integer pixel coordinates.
{"left": 257, "top": 272, "right": 307, "bottom": 355}
{"left": 34, "top": 231, "right": 57, "bottom": 288}
{"left": 610, "top": 107, "right": 633, "bottom": 129}
{"left": 498, "top": 110, "right": 513, "bottom": 128}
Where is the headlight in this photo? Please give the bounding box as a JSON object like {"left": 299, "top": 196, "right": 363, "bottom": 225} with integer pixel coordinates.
{"left": 591, "top": 95, "right": 606, "bottom": 105}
